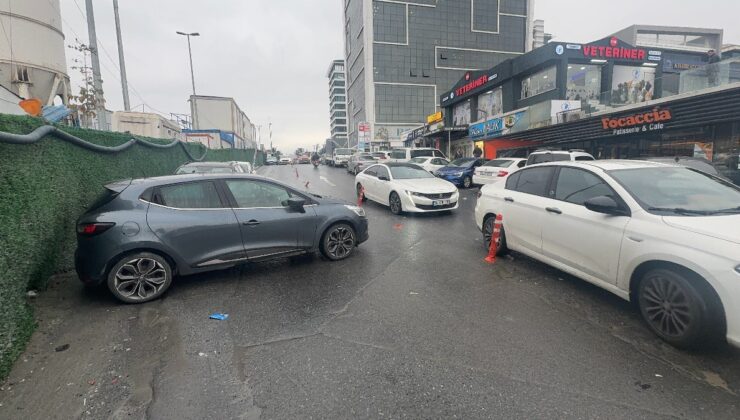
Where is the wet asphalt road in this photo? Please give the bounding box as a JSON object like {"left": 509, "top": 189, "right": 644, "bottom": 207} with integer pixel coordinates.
{"left": 1, "top": 163, "right": 739, "bottom": 419}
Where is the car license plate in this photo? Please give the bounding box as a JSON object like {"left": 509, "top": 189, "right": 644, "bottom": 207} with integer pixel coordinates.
{"left": 480, "top": 172, "right": 491, "bottom": 176}
{"left": 432, "top": 199, "right": 450, "bottom": 206}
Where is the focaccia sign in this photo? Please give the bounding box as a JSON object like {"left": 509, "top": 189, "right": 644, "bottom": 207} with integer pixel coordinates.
{"left": 601, "top": 107, "right": 672, "bottom": 136}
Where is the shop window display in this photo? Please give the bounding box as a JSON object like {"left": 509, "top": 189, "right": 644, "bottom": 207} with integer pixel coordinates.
{"left": 611, "top": 66, "right": 656, "bottom": 105}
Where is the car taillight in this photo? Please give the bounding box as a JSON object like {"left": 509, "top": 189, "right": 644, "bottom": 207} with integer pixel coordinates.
{"left": 77, "top": 222, "right": 115, "bottom": 236}
{"left": 497, "top": 170, "right": 509, "bottom": 177}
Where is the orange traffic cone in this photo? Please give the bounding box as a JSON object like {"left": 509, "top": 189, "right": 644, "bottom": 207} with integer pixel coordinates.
{"left": 484, "top": 214, "right": 503, "bottom": 264}
{"left": 357, "top": 186, "right": 365, "bottom": 207}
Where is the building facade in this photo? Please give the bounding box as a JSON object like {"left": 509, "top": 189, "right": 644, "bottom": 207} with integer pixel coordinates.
{"left": 611, "top": 25, "right": 723, "bottom": 96}
{"left": 0, "top": 0, "right": 70, "bottom": 105}
{"left": 190, "top": 95, "right": 257, "bottom": 149}
{"left": 112, "top": 111, "right": 183, "bottom": 140}
{"left": 343, "top": 0, "right": 533, "bottom": 151}
{"left": 327, "top": 60, "right": 348, "bottom": 144}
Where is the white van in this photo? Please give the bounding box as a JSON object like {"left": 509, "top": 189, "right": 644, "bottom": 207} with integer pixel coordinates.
{"left": 332, "top": 148, "right": 353, "bottom": 167}
{"left": 388, "top": 147, "right": 446, "bottom": 163}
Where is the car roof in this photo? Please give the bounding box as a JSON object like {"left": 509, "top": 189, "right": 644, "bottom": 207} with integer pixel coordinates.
{"left": 537, "top": 159, "right": 678, "bottom": 171}
{"left": 110, "top": 173, "right": 277, "bottom": 191}
{"left": 178, "top": 161, "right": 235, "bottom": 167}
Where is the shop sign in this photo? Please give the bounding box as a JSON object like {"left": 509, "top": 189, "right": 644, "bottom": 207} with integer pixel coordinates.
{"left": 454, "top": 73, "right": 497, "bottom": 97}
{"left": 427, "top": 111, "right": 443, "bottom": 124}
{"left": 404, "top": 126, "right": 426, "bottom": 142}
{"left": 358, "top": 122, "right": 371, "bottom": 150}
{"left": 469, "top": 111, "right": 527, "bottom": 140}
{"left": 582, "top": 37, "right": 648, "bottom": 61}
{"left": 601, "top": 107, "right": 672, "bottom": 135}
{"left": 566, "top": 44, "right": 582, "bottom": 50}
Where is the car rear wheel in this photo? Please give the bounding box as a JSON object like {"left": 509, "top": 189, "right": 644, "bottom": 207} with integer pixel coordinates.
{"left": 107, "top": 252, "right": 173, "bottom": 304}
{"left": 637, "top": 268, "right": 720, "bottom": 348}
{"left": 483, "top": 215, "right": 508, "bottom": 255}
{"left": 321, "top": 223, "right": 356, "bottom": 261}
{"left": 389, "top": 192, "right": 403, "bottom": 215}
{"left": 463, "top": 176, "right": 472, "bottom": 188}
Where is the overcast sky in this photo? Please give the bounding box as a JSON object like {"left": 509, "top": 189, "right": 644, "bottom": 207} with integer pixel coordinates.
{"left": 60, "top": 0, "right": 739, "bottom": 152}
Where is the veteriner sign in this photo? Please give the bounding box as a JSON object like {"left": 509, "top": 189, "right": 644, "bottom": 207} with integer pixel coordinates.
{"left": 601, "top": 107, "right": 672, "bottom": 136}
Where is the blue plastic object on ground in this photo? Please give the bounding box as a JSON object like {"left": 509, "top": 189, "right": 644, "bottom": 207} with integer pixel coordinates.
{"left": 209, "top": 313, "right": 229, "bottom": 321}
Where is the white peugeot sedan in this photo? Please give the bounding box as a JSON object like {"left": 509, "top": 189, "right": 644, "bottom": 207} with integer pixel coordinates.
{"left": 474, "top": 160, "right": 740, "bottom": 349}
{"left": 355, "top": 162, "right": 459, "bottom": 214}
{"left": 409, "top": 156, "right": 450, "bottom": 174}
{"left": 472, "top": 158, "right": 527, "bottom": 186}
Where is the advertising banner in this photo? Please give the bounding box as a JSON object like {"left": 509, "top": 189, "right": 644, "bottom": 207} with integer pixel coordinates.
{"left": 469, "top": 110, "right": 527, "bottom": 140}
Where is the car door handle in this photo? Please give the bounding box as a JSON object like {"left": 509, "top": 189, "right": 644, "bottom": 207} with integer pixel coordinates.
{"left": 243, "top": 220, "right": 260, "bottom": 226}
{"left": 545, "top": 207, "right": 562, "bottom": 214}
{"left": 504, "top": 197, "right": 514, "bottom": 202}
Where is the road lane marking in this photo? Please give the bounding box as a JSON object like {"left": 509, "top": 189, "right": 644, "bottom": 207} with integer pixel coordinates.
{"left": 320, "top": 176, "right": 336, "bottom": 187}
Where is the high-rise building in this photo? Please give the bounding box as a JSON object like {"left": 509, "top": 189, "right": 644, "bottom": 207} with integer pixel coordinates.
{"left": 343, "top": 0, "right": 533, "bottom": 150}
{"left": 327, "top": 60, "right": 348, "bottom": 146}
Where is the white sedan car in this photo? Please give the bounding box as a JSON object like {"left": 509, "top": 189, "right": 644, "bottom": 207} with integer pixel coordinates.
{"left": 408, "top": 156, "right": 450, "bottom": 174}
{"left": 472, "top": 158, "right": 526, "bottom": 185}
{"left": 355, "top": 162, "right": 459, "bottom": 214}
{"left": 475, "top": 160, "right": 740, "bottom": 349}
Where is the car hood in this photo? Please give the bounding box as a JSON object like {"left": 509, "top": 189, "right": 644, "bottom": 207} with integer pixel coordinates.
{"left": 393, "top": 178, "right": 457, "bottom": 193}
{"left": 313, "top": 195, "right": 349, "bottom": 206}
{"left": 662, "top": 214, "right": 740, "bottom": 245}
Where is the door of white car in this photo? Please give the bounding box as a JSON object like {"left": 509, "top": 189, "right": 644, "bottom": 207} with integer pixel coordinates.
{"left": 541, "top": 167, "right": 630, "bottom": 283}
{"left": 374, "top": 165, "right": 393, "bottom": 205}
{"left": 500, "top": 166, "right": 557, "bottom": 255}
{"left": 360, "top": 166, "right": 379, "bottom": 201}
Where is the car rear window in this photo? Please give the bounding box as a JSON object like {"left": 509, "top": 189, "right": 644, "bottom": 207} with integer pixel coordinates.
{"left": 483, "top": 159, "right": 513, "bottom": 168}
{"left": 410, "top": 149, "right": 434, "bottom": 158}
{"left": 527, "top": 153, "right": 570, "bottom": 165}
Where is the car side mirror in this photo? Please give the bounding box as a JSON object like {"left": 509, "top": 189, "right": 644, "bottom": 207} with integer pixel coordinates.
{"left": 378, "top": 175, "right": 389, "bottom": 181}
{"left": 584, "top": 196, "right": 627, "bottom": 216}
{"left": 285, "top": 197, "right": 306, "bottom": 212}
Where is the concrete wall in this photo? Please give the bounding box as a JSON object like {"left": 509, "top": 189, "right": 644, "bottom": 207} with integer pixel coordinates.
{"left": 112, "top": 111, "right": 183, "bottom": 140}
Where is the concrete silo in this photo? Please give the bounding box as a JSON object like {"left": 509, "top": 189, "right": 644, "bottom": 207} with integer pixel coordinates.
{"left": 0, "top": 0, "right": 70, "bottom": 105}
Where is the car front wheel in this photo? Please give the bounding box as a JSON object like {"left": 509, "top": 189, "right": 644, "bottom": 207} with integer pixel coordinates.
{"left": 637, "top": 268, "right": 721, "bottom": 348}
{"left": 463, "top": 176, "right": 472, "bottom": 188}
{"left": 389, "top": 192, "right": 403, "bottom": 215}
{"left": 321, "top": 223, "right": 356, "bottom": 261}
{"left": 107, "top": 252, "right": 173, "bottom": 304}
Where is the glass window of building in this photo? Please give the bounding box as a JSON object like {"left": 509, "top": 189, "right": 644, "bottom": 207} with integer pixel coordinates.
{"left": 611, "top": 66, "right": 656, "bottom": 105}
{"left": 521, "top": 66, "right": 557, "bottom": 99}
{"left": 476, "top": 87, "right": 503, "bottom": 121}
{"left": 452, "top": 99, "right": 471, "bottom": 126}
{"left": 566, "top": 64, "right": 602, "bottom": 107}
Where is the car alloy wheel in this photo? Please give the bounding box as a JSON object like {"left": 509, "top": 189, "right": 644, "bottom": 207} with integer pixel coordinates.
{"left": 463, "top": 176, "right": 472, "bottom": 188}
{"left": 389, "top": 192, "right": 403, "bottom": 215}
{"left": 637, "top": 268, "right": 712, "bottom": 348}
{"left": 321, "top": 224, "right": 356, "bottom": 261}
{"left": 107, "top": 252, "right": 172, "bottom": 303}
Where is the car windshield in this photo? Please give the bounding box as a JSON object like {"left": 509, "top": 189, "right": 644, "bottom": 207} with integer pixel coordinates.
{"left": 609, "top": 167, "right": 740, "bottom": 215}
{"left": 482, "top": 159, "right": 513, "bottom": 168}
{"left": 528, "top": 153, "right": 570, "bottom": 164}
{"left": 449, "top": 158, "right": 476, "bottom": 167}
{"left": 176, "top": 166, "right": 234, "bottom": 174}
{"left": 335, "top": 148, "right": 351, "bottom": 155}
{"left": 390, "top": 165, "right": 436, "bottom": 179}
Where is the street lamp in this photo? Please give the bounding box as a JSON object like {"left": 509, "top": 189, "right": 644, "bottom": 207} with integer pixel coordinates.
{"left": 177, "top": 31, "right": 200, "bottom": 128}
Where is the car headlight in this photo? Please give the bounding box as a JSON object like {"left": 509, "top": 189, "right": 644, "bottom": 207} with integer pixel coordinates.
{"left": 344, "top": 205, "right": 366, "bottom": 217}
{"left": 405, "top": 190, "right": 424, "bottom": 197}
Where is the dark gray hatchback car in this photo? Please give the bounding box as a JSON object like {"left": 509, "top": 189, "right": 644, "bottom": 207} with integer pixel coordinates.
{"left": 75, "top": 174, "right": 369, "bottom": 303}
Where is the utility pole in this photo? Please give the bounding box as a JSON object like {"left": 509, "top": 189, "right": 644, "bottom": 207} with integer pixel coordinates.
{"left": 112, "top": 0, "right": 130, "bottom": 111}
{"left": 177, "top": 31, "right": 200, "bottom": 128}
{"left": 85, "top": 0, "right": 106, "bottom": 129}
